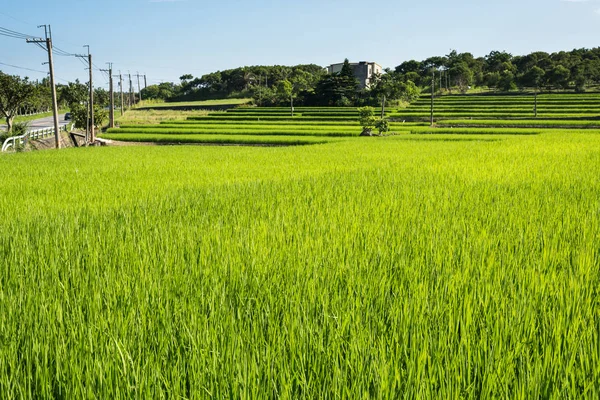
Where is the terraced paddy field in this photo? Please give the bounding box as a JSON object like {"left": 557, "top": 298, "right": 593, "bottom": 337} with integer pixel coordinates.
{"left": 1, "top": 132, "right": 599, "bottom": 398}
{"left": 393, "top": 93, "right": 600, "bottom": 120}
{"left": 103, "top": 94, "right": 600, "bottom": 147}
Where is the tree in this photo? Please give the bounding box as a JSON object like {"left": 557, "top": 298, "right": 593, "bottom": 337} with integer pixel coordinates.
{"left": 313, "top": 59, "right": 359, "bottom": 106}
{"left": 70, "top": 103, "right": 107, "bottom": 131}
{"left": 485, "top": 51, "right": 513, "bottom": 72}
{"left": 369, "top": 72, "right": 420, "bottom": 115}
{"left": 0, "top": 72, "right": 36, "bottom": 133}
{"left": 58, "top": 80, "right": 88, "bottom": 108}
{"left": 498, "top": 70, "right": 517, "bottom": 92}
{"left": 358, "top": 106, "right": 376, "bottom": 136}
{"left": 340, "top": 59, "right": 354, "bottom": 78}
{"left": 94, "top": 88, "right": 109, "bottom": 108}
{"left": 141, "top": 82, "right": 178, "bottom": 100}
{"left": 520, "top": 66, "right": 545, "bottom": 89}
{"left": 549, "top": 65, "right": 570, "bottom": 89}
{"left": 276, "top": 79, "right": 293, "bottom": 113}
{"left": 448, "top": 62, "right": 473, "bottom": 93}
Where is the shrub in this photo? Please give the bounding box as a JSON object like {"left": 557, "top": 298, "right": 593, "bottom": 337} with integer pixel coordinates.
{"left": 375, "top": 118, "right": 390, "bottom": 135}
{"left": 358, "top": 107, "right": 375, "bottom": 127}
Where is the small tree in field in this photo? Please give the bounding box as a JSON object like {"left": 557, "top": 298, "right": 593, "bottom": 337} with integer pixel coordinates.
{"left": 375, "top": 118, "right": 390, "bottom": 135}
{"left": 358, "top": 106, "right": 376, "bottom": 136}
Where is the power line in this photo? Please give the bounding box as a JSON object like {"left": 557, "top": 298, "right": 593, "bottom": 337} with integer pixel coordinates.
{"left": 0, "top": 11, "right": 32, "bottom": 26}
{"left": 0, "top": 60, "right": 71, "bottom": 83}
{"left": 0, "top": 25, "right": 37, "bottom": 40}
{"left": 0, "top": 60, "right": 46, "bottom": 74}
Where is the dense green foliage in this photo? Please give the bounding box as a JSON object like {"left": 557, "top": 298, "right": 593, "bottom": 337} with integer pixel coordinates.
{"left": 0, "top": 71, "right": 38, "bottom": 132}
{"left": 173, "top": 64, "right": 326, "bottom": 102}
{"left": 396, "top": 48, "right": 600, "bottom": 93}
{"left": 169, "top": 59, "right": 420, "bottom": 108}
{"left": 1, "top": 133, "right": 599, "bottom": 397}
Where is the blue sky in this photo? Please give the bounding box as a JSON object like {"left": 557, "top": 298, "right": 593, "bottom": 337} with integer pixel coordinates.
{"left": 1, "top": 0, "right": 600, "bottom": 88}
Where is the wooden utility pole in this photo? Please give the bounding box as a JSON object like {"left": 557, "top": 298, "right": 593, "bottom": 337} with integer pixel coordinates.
{"left": 119, "top": 73, "right": 124, "bottom": 116}
{"left": 27, "top": 25, "right": 61, "bottom": 149}
{"left": 135, "top": 72, "right": 142, "bottom": 101}
{"left": 128, "top": 73, "right": 134, "bottom": 107}
{"left": 430, "top": 70, "right": 435, "bottom": 127}
{"left": 144, "top": 74, "right": 147, "bottom": 90}
{"left": 88, "top": 53, "right": 95, "bottom": 142}
{"left": 101, "top": 63, "right": 115, "bottom": 128}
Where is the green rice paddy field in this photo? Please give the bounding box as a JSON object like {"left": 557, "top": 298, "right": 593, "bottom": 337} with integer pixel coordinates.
{"left": 1, "top": 94, "right": 600, "bottom": 397}
{"left": 1, "top": 133, "right": 600, "bottom": 398}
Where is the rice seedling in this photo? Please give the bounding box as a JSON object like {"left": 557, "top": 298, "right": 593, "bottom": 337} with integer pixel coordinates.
{"left": 1, "top": 132, "right": 599, "bottom": 397}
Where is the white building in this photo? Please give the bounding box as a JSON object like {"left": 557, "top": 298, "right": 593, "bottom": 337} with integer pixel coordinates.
{"left": 327, "top": 61, "right": 383, "bottom": 89}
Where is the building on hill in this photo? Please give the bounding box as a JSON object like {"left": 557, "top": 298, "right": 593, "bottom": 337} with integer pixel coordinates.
{"left": 327, "top": 61, "right": 382, "bottom": 89}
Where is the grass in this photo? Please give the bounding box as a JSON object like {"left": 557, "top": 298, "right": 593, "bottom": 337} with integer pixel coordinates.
{"left": 101, "top": 132, "right": 344, "bottom": 144}
{"left": 115, "top": 109, "right": 211, "bottom": 125}
{"left": 438, "top": 119, "right": 600, "bottom": 128}
{"left": 1, "top": 133, "right": 599, "bottom": 397}
{"left": 402, "top": 93, "right": 600, "bottom": 121}
{"left": 103, "top": 128, "right": 361, "bottom": 138}
{"left": 135, "top": 98, "right": 252, "bottom": 108}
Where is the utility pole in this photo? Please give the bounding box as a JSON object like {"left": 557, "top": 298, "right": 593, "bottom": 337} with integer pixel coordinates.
{"left": 101, "top": 63, "right": 115, "bottom": 128}
{"left": 135, "top": 72, "right": 142, "bottom": 101}
{"left": 84, "top": 45, "right": 95, "bottom": 142}
{"left": 27, "top": 25, "right": 61, "bottom": 149}
{"left": 128, "top": 73, "right": 134, "bottom": 107}
{"left": 430, "top": 70, "right": 435, "bottom": 127}
{"left": 144, "top": 74, "right": 147, "bottom": 90}
{"left": 119, "top": 72, "right": 124, "bottom": 116}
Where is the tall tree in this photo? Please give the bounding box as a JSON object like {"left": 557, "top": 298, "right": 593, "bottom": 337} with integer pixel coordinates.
{"left": 369, "top": 72, "right": 420, "bottom": 115}
{"left": 340, "top": 59, "right": 354, "bottom": 78}
{"left": 0, "top": 72, "right": 36, "bottom": 133}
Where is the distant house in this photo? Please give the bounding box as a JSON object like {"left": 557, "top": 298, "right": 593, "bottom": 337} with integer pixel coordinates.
{"left": 327, "top": 61, "right": 383, "bottom": 89}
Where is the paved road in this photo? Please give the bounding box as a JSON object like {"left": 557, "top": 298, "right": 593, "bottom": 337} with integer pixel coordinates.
{"left": 1, "top": 114, "right": 69, "bottom": 133}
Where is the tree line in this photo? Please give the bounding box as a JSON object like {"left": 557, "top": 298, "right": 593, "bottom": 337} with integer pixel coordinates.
{"left": 396, "top": 48, "right": 600, "bottom": 93}
{"left": 142, "top": 61, "right": 420, "bottom": 108}
{"left": 0, "top": 71, "right": 110, "bottom": 133}
{"left": 138, "top": 48, "right": 600, "bottom": 108}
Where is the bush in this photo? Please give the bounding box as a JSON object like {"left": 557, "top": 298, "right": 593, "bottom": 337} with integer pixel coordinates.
{"left": 11, "top": 121, "right": 29, "bottom": 137}
{"left": 358, "top": 107, "right": 376, "bottom": 135}
{"left": 1, "top": 121, "right": 29, "bottom": 142}
{"left": 375, "top": 118, "right": 390, "bottom": 135}
{"left": 70, "top": 103, "right": 108, "bottom": 131}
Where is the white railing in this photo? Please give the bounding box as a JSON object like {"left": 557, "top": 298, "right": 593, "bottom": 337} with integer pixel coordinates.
{"left": 1, "top": 125, "right": 68, "bottom": 152}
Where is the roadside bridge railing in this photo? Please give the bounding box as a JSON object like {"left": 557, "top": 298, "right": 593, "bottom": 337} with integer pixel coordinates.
{"left": 1, "top": 125, "right": 69, "bottom": 152}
